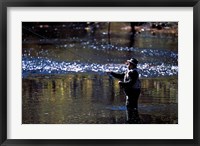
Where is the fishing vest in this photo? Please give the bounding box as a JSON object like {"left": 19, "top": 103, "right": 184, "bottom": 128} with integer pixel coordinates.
{"left": 124, "top": 68, "right": 141, "bottom": 89}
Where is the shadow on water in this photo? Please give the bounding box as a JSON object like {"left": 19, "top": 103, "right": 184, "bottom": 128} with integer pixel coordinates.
{"left": 22, "top": 22, "right": 178, "bottom": 124}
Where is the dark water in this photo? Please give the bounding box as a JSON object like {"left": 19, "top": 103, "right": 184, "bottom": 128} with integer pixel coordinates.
{"left": 22, "top": 22, "right": 178, "bottom": 124}
{"left": 22, "top": 74, "right": 177, "bottom": 124}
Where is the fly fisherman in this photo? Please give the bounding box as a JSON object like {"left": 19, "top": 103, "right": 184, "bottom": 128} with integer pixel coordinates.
{"left": 109, "top": 58, "right": 141, "bottom": 123}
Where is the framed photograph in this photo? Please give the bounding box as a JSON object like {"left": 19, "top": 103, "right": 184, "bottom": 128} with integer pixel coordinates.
{"left": 1, "top": 0, "right": 199, "bottom": 145}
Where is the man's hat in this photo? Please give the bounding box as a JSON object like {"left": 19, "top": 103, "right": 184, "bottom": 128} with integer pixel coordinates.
{"left": 127, "top": 58, "right": 138, "bottom": 65}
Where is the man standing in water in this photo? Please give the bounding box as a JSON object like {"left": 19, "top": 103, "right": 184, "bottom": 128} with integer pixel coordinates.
{"left": 109, "top": 58, "right": 141, "bottom": 123}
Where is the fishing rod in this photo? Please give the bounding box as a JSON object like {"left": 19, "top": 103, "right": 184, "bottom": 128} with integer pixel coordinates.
{"left": 108, "top": 22, "right": 111, "bottom": 45}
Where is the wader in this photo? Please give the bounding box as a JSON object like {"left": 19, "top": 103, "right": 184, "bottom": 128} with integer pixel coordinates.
{"left": 111, "top": 68, "right": 141, "bottom": 123}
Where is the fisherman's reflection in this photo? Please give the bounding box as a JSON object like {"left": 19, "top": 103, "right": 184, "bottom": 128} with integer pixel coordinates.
{"left": 129, "top": 34, "right": 135, "bottom": 48}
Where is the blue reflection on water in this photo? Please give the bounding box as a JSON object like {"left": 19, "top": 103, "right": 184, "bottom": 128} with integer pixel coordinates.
{"left": 22, "top": 56, "right": 178, "bottom": 78}
{"left": 106, "top": 106, "right": 127, "bottom": 111}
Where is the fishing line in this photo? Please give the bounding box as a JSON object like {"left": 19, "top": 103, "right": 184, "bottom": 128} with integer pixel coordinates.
{"left": 22, "top": 24, "right": 119, "bottom": 75}
{"left": 22, "top": 25, "right": 92, "bottom": 63}
{"left": 23, "top": 26, "right": 47, "bottom": 39}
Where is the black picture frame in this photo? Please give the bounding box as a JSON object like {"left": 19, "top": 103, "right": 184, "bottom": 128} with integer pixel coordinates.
{"left": 0, "top": 0, "right": 199, "bottom": 145}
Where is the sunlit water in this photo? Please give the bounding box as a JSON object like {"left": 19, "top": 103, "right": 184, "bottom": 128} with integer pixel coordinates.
{"left": 22, "top": 50, "right": 178, "bottom": 78}
{"left": 22, "top": 22, "right": 178, "bottom": 124}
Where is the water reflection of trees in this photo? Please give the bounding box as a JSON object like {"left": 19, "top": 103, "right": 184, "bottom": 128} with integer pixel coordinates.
{"left": 22, "top": 74, "right": 177, "bottom": 124}
{"left": 141, "top": 78, "right": 178, "bottom": 104}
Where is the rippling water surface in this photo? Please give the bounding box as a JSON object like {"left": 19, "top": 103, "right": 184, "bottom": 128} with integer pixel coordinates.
{"left": 22, "top": 22, "right": 178, "bottom": 124}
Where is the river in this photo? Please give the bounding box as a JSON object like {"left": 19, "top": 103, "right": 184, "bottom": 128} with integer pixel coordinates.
{"left": 22, "top": 22, "right": 178, "bottom": 124}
